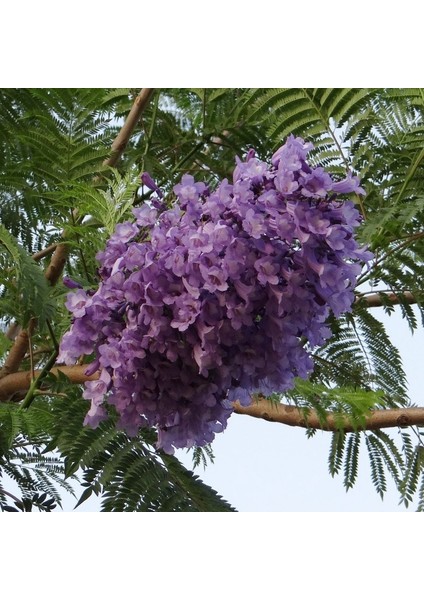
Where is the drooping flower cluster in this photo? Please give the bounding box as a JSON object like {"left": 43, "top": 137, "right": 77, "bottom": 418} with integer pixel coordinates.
{"left": 59, "top": 135, "right": 371, "bottom": 453}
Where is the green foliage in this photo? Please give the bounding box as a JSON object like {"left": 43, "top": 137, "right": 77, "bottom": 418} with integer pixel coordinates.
{"left": 46, "top": 379, "right": 235, "bottom": 511}
{"left": 313, "top": 309, "right": 408, "bottom": 406}
{"left": 0, "top": 224, "right": 56, "bottom": 328}
{"left": 74, "top": 169, "right": 140, "bottom": 235}
{"left": 283, "top": 378, "right": 385, "bottom": 431}
{"left": 0, "top": 401, "right": 76, "bottom": 510}
{"left": 398, "top": 430, "right": 424, "bottom": 509}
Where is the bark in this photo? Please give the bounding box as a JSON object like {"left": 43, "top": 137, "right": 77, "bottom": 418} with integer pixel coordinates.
{"left": 355, "top": 291, "right": 418, "bottom": 308}
{"left": 0, "top": 365, "right": 98, "bottom": 401}
{"left": 44, "top": 242, "right": 69, "bottom": 287}
{"left": 0, "top": 319, "right": 36, "bottom": 379}
{"left": 103, "top": 88, "right": 155, "bottom": 168}
{"left": 233, "top": 399, "right": 424, "bottom": 432}
{"left": 32, "top": 244, "right": 58, "bottom": 261}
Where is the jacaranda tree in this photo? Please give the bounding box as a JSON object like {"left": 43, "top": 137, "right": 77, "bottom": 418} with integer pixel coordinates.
{"left": 0, "top": 88, "right": 423, "bottom": 511}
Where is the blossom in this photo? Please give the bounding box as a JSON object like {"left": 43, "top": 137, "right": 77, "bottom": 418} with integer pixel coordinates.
{"left": 234, "top": 156, "right": 269, "bottom": 184}
{"left": 132, "top": 204, "right": 158, "bottom": 227}
{"left": 332, "top": 172, "right": 365, "bottom": 195}
{"left": 299, "top": 167, "right": 333, "bottom": 198}
{"left": 59, "top": 135, "right": 371, "bottom": 453}
{"left": 63, "top": 276, "right": 82, "bottom": 289}
{"left": 141, "top": 171, "right": 164, "bottom": 198}
{"left": 173, "top": 174, "right": 206, "bottom": 203}
{"left": 114, "top": 222, "right": 139, "bottom": 243}
{"left": 65, "top": 289, "right": 92, "bottom": 318}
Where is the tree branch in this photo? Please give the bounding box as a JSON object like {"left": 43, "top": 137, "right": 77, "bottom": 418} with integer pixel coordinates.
{"left": 32, "top": 244, "right": 58, "bottom": 261}
{"left": 2, "top": 364, "right": 424, "bottom": 434}
{"left": 233, "top": 399, "right": 424, "bottom": 432}
{"left": 44, "top": 242, "right": 69, "bottom": 287}
{"left": 0, "top": 365, "right": 98, "bottom": 402}
{"left": 0, "top": 318, "right": 36, "bottom": 380}
{"left": 104, "top": 88, "right": 155, "bottom": 168}
{"left": 355, "top": 290, "right": 418, "bottom": 309}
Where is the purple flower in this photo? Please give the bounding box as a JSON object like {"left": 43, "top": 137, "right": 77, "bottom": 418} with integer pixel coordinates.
{"left": 233, "top": 156, "right": 269, "bottom": 183}
{"left": 254, "top": 256, "right": 280, "bottom": 286}
{"left": 242, "top": 208, "right": 267, "bottom": 239}
{"left": 141, "top": 171, "right": 164, "bottom": 198}
{"left": 174, "top": 174, "right": 206, "bottom": 203}
{"left": 331, "top": 172, "right": 365, "bottom": 195}
{"left": 164, "top": 247, "right": 187, "bottom": 278}
{"left": 83, "top": 368, "right": 111, "bottom": 402}
{"left": 271, "top": 134, "right": 313, "bottom": 168}
{"left": 274, "top": 168, "right": 299, "bottom": 196}
{"left": 132, "top": 204, "right": 158, "bottom": 227}
{"left": 83, "top": 405, "right": 108, "bottom": 428}
{"left": 59, "top": 134, "right": 371, "bottom": 453}
{"left": 98, "top": 341, "right": 122, "bottom": 370}
{"left": 299, "top": 167, "right": 333, "bottom": 198}
{"left": 65, "top": 290, "right": 92, "bottom": 318}
{"left": 113, "top": 222, "right": 139, "bottom": 243}
{"left": 199, "top": 264, "right": 229, "bottom": 293}
{"left": 170, "top": 294, "right": 201, "bottom": 331}
{"left": 63, "top": 276, "right": 83, "bottom": 289}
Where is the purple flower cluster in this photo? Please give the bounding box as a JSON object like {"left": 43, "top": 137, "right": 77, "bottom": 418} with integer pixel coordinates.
{"left": 58, "top": 135, "right": 371, "bottom": 453}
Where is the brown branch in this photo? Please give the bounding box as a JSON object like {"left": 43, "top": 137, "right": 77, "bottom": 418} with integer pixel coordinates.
{"left": 233, "top": 398, "right": 424, "bottom": 432}
{"left": 355, "top": 290, "right": 418, "bottom": 309}
{"left": 0, "top": 365, "right": 99, "bottom": 402}
{"left": 32, "top": 243, "right": 58, "bottom": 261}
{"left": 44, "top": 242, "right": 69, "bottom": 287}
{"left": 103, "top": 88, "right": 155, "bottom": 168}
{"left": 0, "top": 244, "right": 67, "bottom": 378}
{"left": 0, "top": 486, "right": 22, "bottom": 505}
{"left": 2, "top": 364, "right": 424, "bottom": 434}
{"left": 0, "top": 318, "right": 36, "bottom": 380}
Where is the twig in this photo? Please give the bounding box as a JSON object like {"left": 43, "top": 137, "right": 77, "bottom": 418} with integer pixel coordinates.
{"left": 0, "top": 365, "right": 98, "bottom": 402}
{"left": 28, "top": 327, "right": 35, "bottom": 380}
{"left": 32, "top": 244, "right": 58, "bottom": 261}
{"left": 0, "top": 318, "right": 36, "bottom": 379}
{"left": 0, "top": 487, "right": 21, "bottom": 505}
{"left": 21, "top": 349, "right": 59, "bottom": 409}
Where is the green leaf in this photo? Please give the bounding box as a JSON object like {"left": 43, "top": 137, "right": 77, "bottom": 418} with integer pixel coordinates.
{"left": 0, "top": 224, "right": 56, "bottom": 328}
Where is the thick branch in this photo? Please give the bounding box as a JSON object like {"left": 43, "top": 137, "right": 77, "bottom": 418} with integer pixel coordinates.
{"left": 2, "top": 365, "right": 424, "bottom": 433}
{"left": 233, "top": 399, "right": 424, "bottom": 432}
{"left": 44, "top": 242, "right": 69, "bottom": 287}
{"left": 0, "top": 365, "right": 98, "bottom": 402}
{"left": 0, "top": 319, "right": 36, "bottom": 379}
{"left": 104, "top": 88, "right": 155, "bottom": 168}
{"left": 355, "top": 290, "right": 418, "bottom": 309}
{"left": 0, "top": 244, "right": 67, "bottom": 378}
